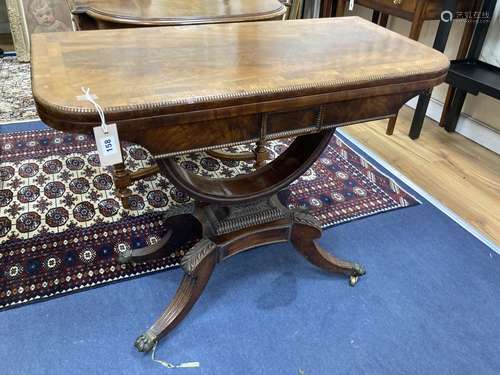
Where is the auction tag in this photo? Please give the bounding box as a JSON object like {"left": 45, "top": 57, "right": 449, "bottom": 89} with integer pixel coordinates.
{"left": 177, "top": 362, "right": 200, "bottom": 368}
{"left": 93, "top": 123, "right": 123, "bottom": 167}
{"left": 349, "top": 0, "right": 355, "bottom": 11}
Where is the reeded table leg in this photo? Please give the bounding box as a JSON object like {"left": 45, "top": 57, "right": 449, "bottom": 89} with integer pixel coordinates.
{"left": 135, "top": 239, "right": 218, "bottom": 352}
{"left": 290, "top": 210, "right": 365, "bottom": 286}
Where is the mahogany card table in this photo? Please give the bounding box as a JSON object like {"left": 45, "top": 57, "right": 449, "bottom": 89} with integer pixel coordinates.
{"left": 31, "top": 17, "right": 448, "bottom": 352}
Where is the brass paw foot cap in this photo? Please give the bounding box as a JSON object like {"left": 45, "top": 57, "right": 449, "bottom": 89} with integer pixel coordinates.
{"left": 353, "top": 263, "right": 366, "bottom": 276}
{"left": 349, "top": 264, "right": 366, "bottom": 286}
{"left": 135, "top": 332, "right": 157, "bottom": 353}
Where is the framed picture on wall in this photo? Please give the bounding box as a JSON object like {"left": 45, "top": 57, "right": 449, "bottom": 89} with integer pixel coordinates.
{"left": 6, "top": 0, "right": 73, "bottom": 62}
{"left": 480, "top": 1, "right": 500, "bottom": 67}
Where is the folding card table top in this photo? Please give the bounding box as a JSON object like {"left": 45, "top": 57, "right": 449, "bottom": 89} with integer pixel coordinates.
{"left": 31, "top": 17, "right": 448, "bottom": 352}
{"left": 32, "top": 18, "right": 447, "bottom": 156}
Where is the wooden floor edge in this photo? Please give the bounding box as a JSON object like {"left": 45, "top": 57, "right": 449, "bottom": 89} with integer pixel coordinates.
{"left": 337, "top": 129, "right": 500, "bottom": 252}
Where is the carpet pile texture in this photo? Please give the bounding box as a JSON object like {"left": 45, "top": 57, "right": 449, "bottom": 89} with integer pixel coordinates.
{"left": 0, "top": 124, "right": 417, "bottom": 309}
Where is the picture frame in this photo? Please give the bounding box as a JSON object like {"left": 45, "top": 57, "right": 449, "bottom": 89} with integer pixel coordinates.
{"left": 6, "top": 0, "right": 74, "bottom": 62}
{"left": 479, "top": 2, "right": 500, "bottom": 67}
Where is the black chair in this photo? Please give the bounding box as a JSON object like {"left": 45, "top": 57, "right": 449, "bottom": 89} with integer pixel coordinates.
{"left": 442, "top": 0, "right": 500, "bottom": 132}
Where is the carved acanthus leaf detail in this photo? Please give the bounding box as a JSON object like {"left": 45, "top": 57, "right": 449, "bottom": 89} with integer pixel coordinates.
{"left": 181, "top": 239, "right": 217, "bottom": 275}
{"left": 291, "top": 210, "right": 321, "bottom": 231}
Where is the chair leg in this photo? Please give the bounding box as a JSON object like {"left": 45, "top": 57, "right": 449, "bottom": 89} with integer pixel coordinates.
{"left": 409, "top": 19, "right": 424, "bottom": 41}
{"left": 439, "top": 5, "right": 477, "bottom": 128}
{"left": 379, "top": 13, "right": 389, "bottom": 28}
{"left": 320, "top": 0, "right": 334, "bottom": 17}
{"left": 409, "top": 93, "right": 432, "bottom": 140}
{"left": 335, "top": 0, "right": 346, "bottom": 16}
{"left": 372, "top": 10, "right": 380, "bottom": 23}
{"left": 444, "top": 89, "right": 467, "bottom": 133}
{"left": 439, "top": 86, "right": 456, "bottom": 127}
{"left": 408, "top": 2, "right": 425, "bottom": 41}
{"left": 386, "top": 116, "right": 397, "bottom": 135}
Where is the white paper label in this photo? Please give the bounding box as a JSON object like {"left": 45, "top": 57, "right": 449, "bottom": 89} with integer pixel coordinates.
{"left": 93, "top": 123, "right": 123, "bottom": 167}
{"left": 349, "top": 0, "right": 355, "bottom": 11}
{"left": 177, "top": 362, "right": 200, "bottom": 368}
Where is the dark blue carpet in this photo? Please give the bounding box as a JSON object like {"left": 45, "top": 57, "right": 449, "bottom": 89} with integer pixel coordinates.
{"left": 0, "top": 120, "right": 47, "bottom": 133}
{"left": 1, "top": 125, "right": 499, "bottom": 375}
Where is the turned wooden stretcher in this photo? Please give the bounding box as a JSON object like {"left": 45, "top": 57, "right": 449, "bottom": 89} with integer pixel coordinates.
{"left": 31, "top": 17, "right": 448, "bottom": 352}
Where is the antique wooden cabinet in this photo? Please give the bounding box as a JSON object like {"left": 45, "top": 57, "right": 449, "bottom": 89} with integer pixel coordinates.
{"left": 336, "top": 0, "right": 478, "bottom": 39}
{"left": 66, "top": 0, "right": 287, "bottom": 30}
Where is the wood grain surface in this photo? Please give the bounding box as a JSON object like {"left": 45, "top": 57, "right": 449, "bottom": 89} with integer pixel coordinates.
{"left": 31, "top": 17, "right": 448, "bottom": 122}
{"left": 67, "top": 0, "right": 286, "bottom": 26}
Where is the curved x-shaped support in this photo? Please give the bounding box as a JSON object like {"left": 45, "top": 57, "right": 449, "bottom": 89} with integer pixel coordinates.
{"left": 131, "top": 130, "right": 365, "bottom": 353}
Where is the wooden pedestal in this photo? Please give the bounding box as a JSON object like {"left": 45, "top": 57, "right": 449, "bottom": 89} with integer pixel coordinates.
{"left": 115, "top": 129, "right": 366, "bottom": 352}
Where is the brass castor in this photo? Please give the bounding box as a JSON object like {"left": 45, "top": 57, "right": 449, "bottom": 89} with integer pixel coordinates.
{"left": 349, "top": 275, "right": 359, "bottom": 286}
{"left": 349, "top": 263, "right": 366, "bottom": 286}
{"left": 135, "top": 331, "right": 156, "bottom": 353}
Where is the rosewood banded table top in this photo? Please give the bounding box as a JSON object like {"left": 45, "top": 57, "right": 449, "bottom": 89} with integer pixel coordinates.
{"left": 32, "top": 17, "right": 448, "bottom": 157}
{"left": 67, "top": 0, "right": 287, "bottom": 29}
{"left": 66, "top": 0, "right": 288, "bottom": 165}
{"left": 31, "top": 17, "right": 448, "bottom": 353}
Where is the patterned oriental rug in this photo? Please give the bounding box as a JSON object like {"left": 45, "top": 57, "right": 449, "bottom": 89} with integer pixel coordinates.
{"left": 0, "top": 126, "right": 418, "bottom": 310}
{"left": 0, "top": 56, "right": 419, "bottom": 309}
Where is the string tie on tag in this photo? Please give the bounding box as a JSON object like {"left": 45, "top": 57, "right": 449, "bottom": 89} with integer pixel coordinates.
{"left": 151, "top": 341, "right": 200, "bottom": 369}
{"left": 79, "top": 87, "right": 123, "bottom": 167}
{"left": 78, "top": 87, "right": 109, "bottom": 134}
